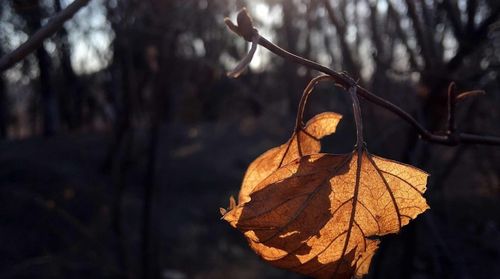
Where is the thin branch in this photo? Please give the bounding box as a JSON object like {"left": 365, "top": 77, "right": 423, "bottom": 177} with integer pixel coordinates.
{"left": 466, "top": 0, "right": 477, "bottom": 34}
{"left": 456, "top": 90, "right": 485, "bottom": 101}
{"left": 368, "top": 3, "right": 384, "bottom": 61}
{"left": 447, "top": 82, "right": 457, "bottom": 134}
{"left": 387, "top": 2, "right": 420, "bottom": 70}
{"left": 440, "top": 0, "right": 464, "bottom": 40}
{"left": 321, "top": 0, "right": 361, "bottom": 78}
{"left": 403, "top": 0, "right": 435, "bottom": 69}
{"left": 446, "top": 4, "right": 500, "bottom": 71}
{"left": 225, "top": 8, "right": 500, "bottom": 146}
{"left": 421, "top": 0, "right": 442, "bottom": 63}
{"left": 0, "top": 0, "right": 91, "bottom": 72}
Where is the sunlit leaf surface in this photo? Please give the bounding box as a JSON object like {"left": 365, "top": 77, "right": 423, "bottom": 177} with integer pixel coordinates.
{"left": 222, "top": 113, "right": 428, "bottom": 279}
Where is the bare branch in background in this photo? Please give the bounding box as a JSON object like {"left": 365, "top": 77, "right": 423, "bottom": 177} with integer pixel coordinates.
{"left": 322, "top": 0, "right": 361, "bottom": 79}
{"left": 403, "top": 0, "right": 436, "bottom": 70}
{"left": 446, "top": 4, "right": 500, "bottom": 71}
{"left": 0, "top": 0, "right": 91, "bottom": 72}
{"left": 387, "top": 2, "right": 420, "bottom": 70}
{"left": 226, "top": 8, "right": 500, "bottom": 146}
{"left": 440, "top": 0, "right": 464, "bottom": 40}
{"left": 466, "top": 0, "right": 478, "bottom": 33}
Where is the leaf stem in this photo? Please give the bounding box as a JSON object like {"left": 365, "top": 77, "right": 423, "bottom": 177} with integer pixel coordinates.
{"left": 294, "top": 75, "right": 333, "bottom": 157}
{"left": 334, "top": 86, "right": 364, "bottom": 277}
{"left": 295, "top": 75, "right": 333, "bottom": 130}
{"left": 349, "top": 86, "right": 364, "bottom": 148}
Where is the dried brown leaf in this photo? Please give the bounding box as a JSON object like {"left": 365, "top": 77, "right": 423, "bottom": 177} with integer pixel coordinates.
{"left": 238, "top": 112, "right": 342, "bottom": 204}
{"left": 223, "top": 148, "right": 428, "bottom": 278}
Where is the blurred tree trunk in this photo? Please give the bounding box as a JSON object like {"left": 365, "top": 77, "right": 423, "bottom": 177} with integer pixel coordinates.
{"left": 322, "top": 0, "right": 361, "bottom": 79}
{"left": 142, "top": 26, "right": 179, "bottom": 279}
{"left": 13, "top": 0, "right": 60, "bottom": 136}
{"left": 36, "top": 43, "right": 58, "bottom": 136}
{"left": 102, "top": 3, "right": 136, "bottom": 278}
{"left": 0, "top": 50, "right": 6, "bottom": 138}
{"left": 281, "top": 0, "right": 303, "bottom": 114}
{"left": 0, "top": 3, "right": 5, "bottom": 138}
{"left": 54, "top": 0, "right": 83, "bottom": 130}
{"left": 110, "top": 32, "right": 135, "bottom": 279}
{"left": 0, "top": 3, "right": 6, "bottom": 137}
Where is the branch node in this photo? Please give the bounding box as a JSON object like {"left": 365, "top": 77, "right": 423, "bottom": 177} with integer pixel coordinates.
{"left": 224, "top": 8, "right": 258, "bottom": 42}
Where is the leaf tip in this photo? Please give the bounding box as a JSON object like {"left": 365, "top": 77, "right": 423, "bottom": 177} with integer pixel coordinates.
{"left": 219, "top": 207, "right": 227, "bottom": 216}
{"left": 229, "top": 195, "right": 236, "bottom": 209}
{"left": 220, "top": 195, "right": 237, "bottom": 217}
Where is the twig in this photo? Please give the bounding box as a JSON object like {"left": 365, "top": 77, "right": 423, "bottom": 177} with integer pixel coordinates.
{"left": 225, "top": 8, "right": 500, "bottom": 146}
{"left": 447, "top": 82, "right": 457, "bottom": 134}
{"left": 456, "top": 90, "right": 485, "bottom": 101}
{"left": 0, "top": 0, "right": 91, "bottom": 72}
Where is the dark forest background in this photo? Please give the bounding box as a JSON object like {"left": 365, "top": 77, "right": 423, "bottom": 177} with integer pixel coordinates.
{"left": 1, "top": 0, "right": 499, "bottom": 278}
